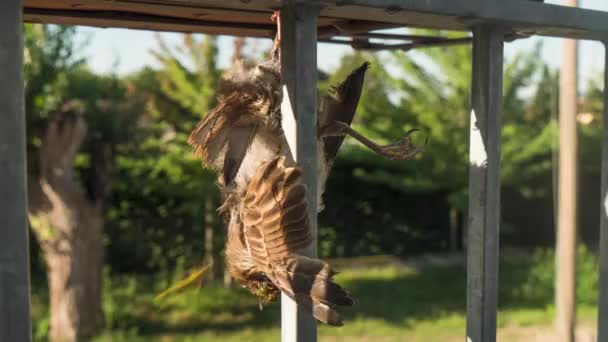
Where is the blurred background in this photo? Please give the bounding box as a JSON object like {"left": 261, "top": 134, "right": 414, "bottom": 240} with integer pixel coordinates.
{"left": 25, "top": 1, "right": 607, "bottom": 341}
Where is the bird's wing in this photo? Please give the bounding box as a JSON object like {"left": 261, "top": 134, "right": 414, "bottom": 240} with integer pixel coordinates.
{"left": 188, "top": 91, "right": 258, "bottom": 185}
{"left": 242, "top": 156, "right": 352, "bottom": 325}
{"left": 319, "top": 62, "right": 369, "bottom": 164}
{"left": 242, "top": 156, "right": 312, "bottom": 264}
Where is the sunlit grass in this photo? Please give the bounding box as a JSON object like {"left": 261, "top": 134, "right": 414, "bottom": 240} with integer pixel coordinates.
{"left": 31, "top": 250, "right": 600, "bottom": 341}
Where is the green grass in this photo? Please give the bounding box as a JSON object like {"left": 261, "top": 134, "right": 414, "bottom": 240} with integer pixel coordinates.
{"left": 31, "top": 249, "right": 600, "bottom": 341}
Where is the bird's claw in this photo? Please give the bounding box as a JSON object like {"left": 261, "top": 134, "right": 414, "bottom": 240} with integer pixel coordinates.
{"left": 321, "top": 120, "right": 427, "bottom": 161}
{"left": 380, "top": 129, "right": 427, "bottom": 161}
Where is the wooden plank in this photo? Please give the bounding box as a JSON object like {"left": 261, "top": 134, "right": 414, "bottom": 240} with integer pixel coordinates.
{"left": 466, "top": 24, "right": 504, "bottom": 342}
{"left": 20, "top": 0, "right": 608, "bottom": 40}
{"left": 317, "top": 0, "right": 608, "bottom": 41}
{"left": 279, "top": 2, "right": 319, "bottom": 342}
{"left": 0, "top": 1, "right": 33, "bottom": 341}
{"left": 598, "top": 42, "right": 608, "bottom": 342}
{"left": 24, "top": 0, "right": 273, "bottom": 24}
{"left": 23, "top": 0, "right": 340, "bottom": 26}
{"left": 24, "top": 8, "right": 277, "bottom": 38}
{"left": 22, "top": 0, "right": 352, "bottom": 38}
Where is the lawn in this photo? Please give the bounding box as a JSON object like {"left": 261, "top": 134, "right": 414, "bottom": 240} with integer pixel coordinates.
{"left": 31, "top": 250, "right": 599, "bottom": 341}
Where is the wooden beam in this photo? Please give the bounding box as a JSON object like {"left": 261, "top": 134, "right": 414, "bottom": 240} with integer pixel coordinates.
{"left": 0, "top": 0, "right": 33, "bottom": 341}
{"left": 279, "top": 2, "right": 319, "bottom": 342}
{"left": 598, "top": 41, "right": 608, "bottom": 342}
{"left": 466, "top": 24, "right": 503, "bottom": 342}
{"left": 24, "top": 7, "right": 277, "bottom": 38}
{"left": 317, "top": 0, "right": 608, "bottom": 41}
{"left": 21, "top": 0, "right": 608, "bottom": 40}
{"left": 319, "top": 36, "right": 472, "bottom": 51}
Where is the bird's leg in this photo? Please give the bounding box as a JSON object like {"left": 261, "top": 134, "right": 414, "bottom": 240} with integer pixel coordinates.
{"left": 270, "top": 10, "right": 281, "bottom": 60}
{"left": 321, "top": 121, "right": 427, "bottom": 160}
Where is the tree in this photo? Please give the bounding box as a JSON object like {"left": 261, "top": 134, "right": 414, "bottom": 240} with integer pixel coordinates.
{"left": 116, "top": 34, "right": 223, "bottom": 282}
{"left": 25, "top": 24, "right": 131, "bottom": 341}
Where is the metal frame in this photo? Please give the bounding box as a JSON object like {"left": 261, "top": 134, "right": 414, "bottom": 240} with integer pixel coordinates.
{"left": 4, "top": 1, "right": 608, "bottom": 342}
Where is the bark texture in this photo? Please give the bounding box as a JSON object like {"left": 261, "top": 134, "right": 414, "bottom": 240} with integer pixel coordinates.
{"left": 28, "top": 111, "right": 108, "bottom": 341}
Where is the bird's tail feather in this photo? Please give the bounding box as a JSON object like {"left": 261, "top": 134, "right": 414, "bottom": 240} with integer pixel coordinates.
{"left": 275, "top": 255, "right": 353, "bottom": 326}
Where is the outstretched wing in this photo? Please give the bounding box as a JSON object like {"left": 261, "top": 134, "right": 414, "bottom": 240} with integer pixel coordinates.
{"left": 319, "top": 62, "right": 369, "bottom": 165}
{"left": 188, "top": 92, "right": 258, "bottom": 185}
{"left": 242, "top": 156, "right": 352, "bottom": 325}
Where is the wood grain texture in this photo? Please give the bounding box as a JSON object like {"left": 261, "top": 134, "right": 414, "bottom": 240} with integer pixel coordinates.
{"left": 0, "top": 1, "right": 33, "bottom": 341}
{"left": 22, "top": 0, "right": 608, "bottom": 40}
{"left": 466, "top": 24, "right": 503, "bottom": 342}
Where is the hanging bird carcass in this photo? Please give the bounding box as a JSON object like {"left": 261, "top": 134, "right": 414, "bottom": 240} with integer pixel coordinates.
{"left": 187, "top": 30, "right": 423, "bottom": 326}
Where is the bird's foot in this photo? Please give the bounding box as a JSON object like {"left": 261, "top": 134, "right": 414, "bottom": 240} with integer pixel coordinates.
{"left": 378, "top": 129, "right": 428, "bottom": 161}
{"left": 322, "top": 120, "right": 427, "bottom": 161}
{"left": 271, "top": 10, "right": 281, "bottom": 56}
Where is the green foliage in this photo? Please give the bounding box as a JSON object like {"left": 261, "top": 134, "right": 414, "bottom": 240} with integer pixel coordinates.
{"left": 24, "top": 24, "right": 84, "bottom": 119}
{"left": 30, "top": 252, "right": 599, "bottom": 341}
{"left": 390, "top": 37, "right": 550, "bottom": 197}
{"left": 23, "top": 24, "right": 83, "bottom": 177}
{"left": 316, "top": 36, "right": 564, "bottom": 255}
{"left": 104, "top": 35, "right": 222, "bottom": 276}
{"left": 501, "top": 246, "right": 598, "bottom": 307}
{"left": 151, "top": 34, "right": 220, "bottom": 129}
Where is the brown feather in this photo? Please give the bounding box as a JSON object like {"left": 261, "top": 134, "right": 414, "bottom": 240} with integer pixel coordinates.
{"left": 319, "top": 62, "right": 369, "bottom": 165}
{"left": 241, "top": 156, "right": 352, "bottom": 325}
{"left": 188, "top": 92, "right": 248, "bottom": 164}
{"left": 223, "top": 125, "right": 257, "bottom": 185}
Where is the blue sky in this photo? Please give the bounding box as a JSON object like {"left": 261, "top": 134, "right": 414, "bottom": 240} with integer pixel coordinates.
{"left": 78, "top": 0, "right": 607, "bottom": 88}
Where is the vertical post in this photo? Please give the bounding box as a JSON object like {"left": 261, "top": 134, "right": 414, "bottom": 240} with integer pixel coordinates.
{"left": 555, "top": 2, "right": 579, "bottom": 340}
{"left": 279, "top": 2, "right": 319, "bottom": 342}
{"left": 0, "top": 0, "right": 33, "bottom": 341}
{"left": 466, "top": 24, "right": 503, "bottom": 342}
{"left": 598, "top": 42, "right": 608, "bottom": 342}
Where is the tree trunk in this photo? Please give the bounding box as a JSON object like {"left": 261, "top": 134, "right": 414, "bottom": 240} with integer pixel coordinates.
{"left": 449, "top": 207, "right": 460, "bottom": 253}
{"left": 223, "top": 265, "right": 233, "bottom": 287}
{"left": 204, "top": 195, "right": 216, "bottom": 283}
{"left": 40, "top": 201, "right": 104, "bottom": 342}
{"left": 28, "top": 112, "right": 107, "bottom": 341}
{"left": 556, "top": 1, "right": 579, "bottom": 340}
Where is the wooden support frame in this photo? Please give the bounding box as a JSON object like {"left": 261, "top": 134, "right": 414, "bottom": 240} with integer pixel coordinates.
{"left": 0, "top": 0, "right": 32, "bottom": 341}
{"left": 5, "top": 1, "right": 608, "bottom": 342}
{"left": 279, "top": 2, "right": 320, "bottom": 342}
{"left": 22, "top": 0, "right": 608, "bottom": 41}
{"left": 599, "top": 42, "right": 608, "bottom": 342}
{"left": 466, "top": 24, "right": 504, "bottom": 342}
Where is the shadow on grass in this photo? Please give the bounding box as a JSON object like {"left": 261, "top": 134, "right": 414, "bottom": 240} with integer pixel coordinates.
{"left": 334, "top": 257, "right": 554, "bottom": 328}
{"left": 106, "top": 257, "right": 555, "bottom": 337}
{"left": 107, "top": 285, "right": 281, "bottom": 337}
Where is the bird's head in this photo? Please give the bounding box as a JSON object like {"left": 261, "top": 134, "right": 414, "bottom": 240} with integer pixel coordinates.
{"left": 243, "top": 276, "right": 281, "bottom": 306}
{"left": 225, "top": 228, "right": 281, "bottom": 305}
